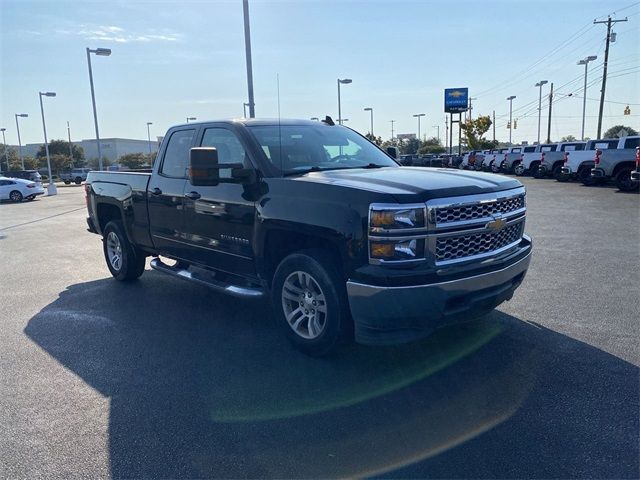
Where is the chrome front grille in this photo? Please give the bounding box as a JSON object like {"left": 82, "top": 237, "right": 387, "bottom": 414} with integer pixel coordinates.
{"left": 435, "top": 221, "right": 524, "bottom": 263}
{"left": 434, "top": 194, "right": 525, "bottom": 225}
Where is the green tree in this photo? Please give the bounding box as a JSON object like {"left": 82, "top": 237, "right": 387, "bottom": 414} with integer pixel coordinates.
{"left": 36, "top": 139, "right": 85, "bottom": 167}
{"left": 0, "top": 145, "right": 19, "bottom": 172}
{"left": 417, "top": 137, "right": 445, "bottom": 155}
{"left": 460, "top": 115, "right": 493, "bottom": 150}
{"left": 365, "top": 133, "right": 383, "bottom": 146}
{"left": 561, "top": 135, "right": 578, "bottom": 142}
{"left": 7, "top": 155, "right": 39, "bottom": 170}
{"left": 402, "top": 138, "right": 421, "bottom": 154}
{"left": 603, "top": 125, "right": 638, "bottom": 138}
{"left": 118, "top": 153, "right": 147, "bottom": 169}
{"left": 88, "top": 156, "right": 113, "bottom": 169}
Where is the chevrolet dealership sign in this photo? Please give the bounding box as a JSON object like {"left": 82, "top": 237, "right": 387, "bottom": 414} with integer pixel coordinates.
{"left": 444, "top": 88, "right": 469, "bottom": 113}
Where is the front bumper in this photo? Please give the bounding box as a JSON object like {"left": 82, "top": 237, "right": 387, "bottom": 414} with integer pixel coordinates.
{"left": 347, "top": 236, "right": 532, "bottom": 345}
{"left": 631, "top": 170, "right": 640, "bottom": 181}
{"left": 561, "top": 166, "right": 572, "bottom": 175}
{"left": 591, "top": 168, "right": 605, "bottom": 178}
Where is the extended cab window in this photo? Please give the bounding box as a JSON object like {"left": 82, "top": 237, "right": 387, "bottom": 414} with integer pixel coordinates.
{"left": 160, "top": 129, "right": 195, "bottom": 178}
{"left": 623, "top": 138, "right": 640, "bottom": 149}
{"left": 201, "top": 128, "right": 249, "bottom": 179}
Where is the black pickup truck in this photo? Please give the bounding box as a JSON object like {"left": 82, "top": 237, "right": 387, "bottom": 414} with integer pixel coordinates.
{"left": 85, "top": 118, "right": 532, "bottom": 355}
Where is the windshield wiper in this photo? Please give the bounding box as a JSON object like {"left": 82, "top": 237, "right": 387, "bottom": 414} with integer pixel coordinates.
{"left": 361, "top": 163, "right": 385, "bottom": 168}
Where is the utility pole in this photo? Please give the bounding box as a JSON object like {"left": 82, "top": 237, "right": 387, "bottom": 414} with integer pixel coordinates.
{"left": 594, "top": 15, "right": 627, "bottom": 138}
{"left": 243, "top": 0, "right": 255, "bottom": 118}
{"left": 390, "top": 120, "right": 395, "bottom": 140}
{"left": 492, "top": 111, "right": 496, "bottom": 142}
{"left": 507, "top": 96, "right": 516, "bottom": 144}
{"left": 546, "top": 83, "right": 554, "bottom": 144}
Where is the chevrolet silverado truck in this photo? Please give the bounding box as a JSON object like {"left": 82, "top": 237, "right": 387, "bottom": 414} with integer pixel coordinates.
{"left": 590, "top": 136, "right": 640, "bottom": 191}
{"left": 533, "top": 141, "right": 586, "bottom": 179}
{"left": 85, "top": 118, "right": 532, "bottom": 355}
{"left": 557, "top": 139, "right": 617, "bottom": 184}
{"left": 497, "top": 146, "right": 525, "bottom": 174}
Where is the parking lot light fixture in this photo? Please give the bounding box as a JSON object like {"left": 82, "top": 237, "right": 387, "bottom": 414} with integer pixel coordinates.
{"left": 39, "top": 91, "right": 57, "bottom": 196}
{"left": 507, "top": 96, "right": 516, "bottom": 144}
{"left": 14, "top": 114, "right": 28, "bottom": 169}
{"left": 535, "top": 81, "right": 548, "bottom": 144}
{"left": 86, "top": 47, "right": 111, "bottom": 171}
{"left": 1, "top": 128, "right": 7, "bottom": 173}
{"left": 186, "top": 117, "right": 197, "bottom": 123}
{"left": 577, "top": 56, "right": 597, "bottom": 140}
{"left": 364, "top": 107, "right": 374, "bottom": 137}
{"left": 413, "top": 113, "right": 426, "bottom": 141}
{"left": 337, "top": 78, "right": 352, "bottom": 125}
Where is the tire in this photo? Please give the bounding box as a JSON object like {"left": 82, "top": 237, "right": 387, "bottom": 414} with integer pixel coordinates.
{"left": 532, "top": 165, "right": 545, "bottom": 179}
{"left": 271, "top": 249, "right": 351, "bottom": 356}
{"left": 9, "top": 190, "right": 23, "bottom": 203}
{"left": 514, "top": 163, "right": 526, "bottom": 176}
{"left": 74, "top": 177, "right": 82, "bottom": 185}
{"left": 579, "top": 167, "right": 595, "bottom": 186}
{"left": 102, "top": 220, "right": 146, "bottom": 281}
{"left": 64, "top": 181, "right": 71, "bottom": 185}
{"left": 552, "top": 164, "right": 564, "bottom": 181}
{"left": 615, "top": 167, "right": 639, "bottom": 192}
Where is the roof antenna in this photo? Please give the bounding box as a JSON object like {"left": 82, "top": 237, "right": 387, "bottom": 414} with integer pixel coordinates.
{"left": 322, "top": 116, "right": 335, "bottom": 126}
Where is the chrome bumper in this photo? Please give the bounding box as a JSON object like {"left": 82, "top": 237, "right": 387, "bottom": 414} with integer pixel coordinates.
{"left": 346, "top": 236, "right": 532, "bottom": 345}
{"left": 561, "top": 166, "right": 572, "bottom": 175}
{"left": 631, "top": 170, "right": 640, "bottom": 181}
{"left": 591, "top": 168, "right": 605, "bottom": 177}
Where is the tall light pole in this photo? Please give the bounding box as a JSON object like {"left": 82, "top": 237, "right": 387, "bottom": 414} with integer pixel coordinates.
{"left": 14, "top": 113, "right": 28, "bottom": 169}
{"left": 364, "top": 107, "right": 374, "bottom": 136}
{"left": 186, "top": 117, "right": 196, "bottom": 123}
{"left": 390, "top": 120, "right": 395, "bottom": 140}
{"left": 507, "top": 96, "right": 516, "bottom": 144}
{"left": 243, "top": 102, "right": 250, "bottom": 118}
{"left": 0, "top": 128, "right": 7, "bottom": 173}
{"left": 413, "top": 113, "right": 425, "bottom": 141}
{"left": 433, "top": 125, "right": 440, "bottom": 143}
{"left": 535, "top": 81, "right": 548, "bottom": 144}
{"left": 39, "top": 91, "right": 57, "bottom": 196}
{"left": 337, "top": 78, "right": 352, "bottom": 125}
{"left": 468, "top": 97, "right": 477, "bottom": 120}
{"left": 243, "top": 0, "right": 255, "bottom": 118}
{"left": 146, "top": 122, "right": 153, "bottom": 154}
{"left": 67, "top": 121, "right": 74, "bottom": 167}
{"left": 577, "top": 56, "right": 597, "bottom": 140}
{"left": 86, "top": 47, "right": 111, "bottom": 171}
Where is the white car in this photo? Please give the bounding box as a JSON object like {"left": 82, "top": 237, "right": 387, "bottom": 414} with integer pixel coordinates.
{"left": 0, "top": 176, "right": 45, "bottom": 202}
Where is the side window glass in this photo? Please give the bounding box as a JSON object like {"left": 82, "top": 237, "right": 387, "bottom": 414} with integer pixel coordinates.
{"left": 201, "top": 128, "right": 249, "bottom": 179}
{"left": 624, "top": 138, "right": 640, "bottom": 149}
{"left": 160, "top": 129, "right": 195, "bottom": 178}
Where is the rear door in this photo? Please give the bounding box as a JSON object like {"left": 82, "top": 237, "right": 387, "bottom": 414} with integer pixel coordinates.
{"left": 181, "top": 125, "right": 257, "bottom": 276}
{"left": 147, "top": 127, "right": 197, "bottom": 259}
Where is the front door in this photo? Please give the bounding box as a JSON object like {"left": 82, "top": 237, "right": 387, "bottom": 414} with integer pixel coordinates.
{"left": 181, "top": 126, "right": 257, "bottom": 277}
{"left": 147, "top": 127, "right": 196, "bottom": 260}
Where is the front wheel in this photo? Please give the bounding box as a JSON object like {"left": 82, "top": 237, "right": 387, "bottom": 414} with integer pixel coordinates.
{"left": 579, "top": 167, "right": 595, "bottom": 186}
{"left": 272, "top": 250, "right": 351, "bottom": 356}
{"left": 615, "top": 167, "right": 639, "bottom": 192}
{"left": 64, "top": 180, "right": 71, "bottom": 185}
{"left": 552, "top": 164, "right": 564, "bottom": 181}
{"left": 102, "top": 220, "right": 146, "bottom": 281}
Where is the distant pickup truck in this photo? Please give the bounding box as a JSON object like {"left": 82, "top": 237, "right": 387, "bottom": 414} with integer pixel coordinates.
{"left": 558, "top": 139, "right": 618, "bottom": 184}
{"left": 534, "top": 141, "right": 586, "bottom": 180}
{"left": 85, "top": 118, "right": 532, "bottom": 355}
{"left": 590, "top": 136, "right": 640, "bottom": 191}
{"left": 60, "top": 168, "right": 92, "bottom": 185}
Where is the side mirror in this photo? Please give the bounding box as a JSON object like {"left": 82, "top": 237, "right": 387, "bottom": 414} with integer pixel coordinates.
{"left": 386, "top": 146, "right": 399, "bottom": 159}
{"left": 189, "top": 147, "right": 220, "bottom": 186}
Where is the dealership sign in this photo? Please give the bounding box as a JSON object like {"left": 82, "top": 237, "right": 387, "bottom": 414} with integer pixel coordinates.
{"left": 444, "top": 88, "right": 469, "bottom": 113}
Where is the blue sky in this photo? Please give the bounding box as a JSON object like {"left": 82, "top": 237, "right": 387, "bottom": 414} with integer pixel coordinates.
{"left": 1, "top": 0, "right": 638, "bottom": 146}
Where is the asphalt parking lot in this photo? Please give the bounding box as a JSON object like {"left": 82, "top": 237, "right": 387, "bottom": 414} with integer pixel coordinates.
{"left": 0, "top": 178, "right": 638, "bottom": 479}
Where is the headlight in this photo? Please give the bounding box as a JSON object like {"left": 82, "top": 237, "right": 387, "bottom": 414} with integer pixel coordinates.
{"left": 370, "top": 206, "right": 425, "bottom": 232}
{"left": 370, "top": 239, "right": 424, "bottom": 261}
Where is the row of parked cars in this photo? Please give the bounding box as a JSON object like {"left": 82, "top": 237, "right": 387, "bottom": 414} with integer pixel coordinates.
{"left": 454, "top": 136, "right": 640, "bottom": 192}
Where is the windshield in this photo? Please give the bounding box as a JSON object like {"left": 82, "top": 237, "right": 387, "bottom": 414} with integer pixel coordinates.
{"left": 248, "top": 124, "right": 397, "bottom": 175}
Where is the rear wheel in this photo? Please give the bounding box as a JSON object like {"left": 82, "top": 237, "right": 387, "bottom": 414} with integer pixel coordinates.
{"left": 552, "top": 164, "right": 564, "bottom": 181}
{"left": 74, "top": 177, "right": 82, "bottom": 185}
{"left": 102, "top": 220, "right": 146, "bottom": 281}
{"left": 271, "top": 249, "right": 351, "bottom": 356}
{"left": 64, "top": 180, "right": 71, "bottom": 185}
{"left": 615, "top": 167, "right": 639, "bottom": 192}
{"left": 579, "top": 166, "right": 595, "bottom": 186}
{"left": 9, "top": 190, "right": 23, "bottom": 203}
{"left": 532, "top": 165, "right": 545, "bottom": 179}
{"left": 514, "top": 163, "right": 526, "bottom": 176}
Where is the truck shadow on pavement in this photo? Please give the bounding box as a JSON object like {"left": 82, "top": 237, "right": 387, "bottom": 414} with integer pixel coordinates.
{"left": 24, "top": 271, "right": 639, "bottom": 479}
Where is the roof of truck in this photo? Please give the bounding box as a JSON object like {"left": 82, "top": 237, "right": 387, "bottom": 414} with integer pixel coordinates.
{"left": 172, "top": 118, "right": 327, "bottom": 128}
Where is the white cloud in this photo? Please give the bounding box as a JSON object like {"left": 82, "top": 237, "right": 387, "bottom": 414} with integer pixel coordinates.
{"left": 57, "top": 24, "right": 181, "bottom": 43}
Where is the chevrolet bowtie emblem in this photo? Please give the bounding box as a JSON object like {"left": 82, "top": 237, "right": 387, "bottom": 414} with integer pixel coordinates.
{"left": 448, "top": 90, "right": 464, "bottom": 98}
{"left": 486, "top": 216, "right": 506, "bottom": 232}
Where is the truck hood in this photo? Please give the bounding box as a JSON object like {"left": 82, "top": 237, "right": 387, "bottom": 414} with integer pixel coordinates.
{"left": 290, "top": 167, "right": 522, "bottom": 202}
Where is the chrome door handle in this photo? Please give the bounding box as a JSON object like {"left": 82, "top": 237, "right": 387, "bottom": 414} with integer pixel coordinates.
{"left": 184, "top": 191, "right": 201, "bottom": 200}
